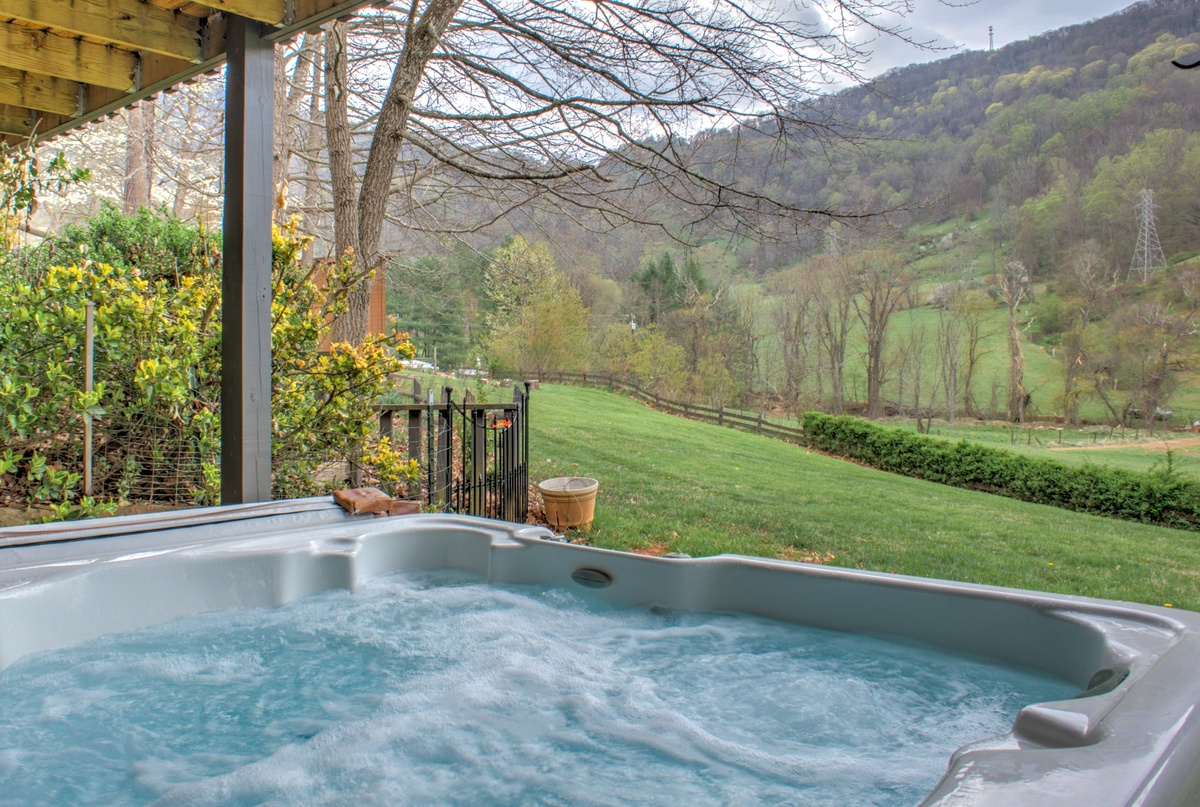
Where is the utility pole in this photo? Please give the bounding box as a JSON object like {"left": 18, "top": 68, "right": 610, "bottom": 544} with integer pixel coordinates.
{"left": 1129, "top": 188, "right": 1166, "bottom": 283}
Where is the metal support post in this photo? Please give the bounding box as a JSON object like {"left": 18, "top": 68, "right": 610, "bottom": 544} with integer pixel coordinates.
{"left": 221, "top": 16, "right": 275, "bottom": 504}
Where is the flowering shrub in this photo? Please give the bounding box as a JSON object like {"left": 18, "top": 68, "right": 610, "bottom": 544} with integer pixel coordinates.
{"left": 361, "top": 437, "right": 421, "bottom": 499}
{"left": 0, "top": 210, "right": 414, "bottom": 516}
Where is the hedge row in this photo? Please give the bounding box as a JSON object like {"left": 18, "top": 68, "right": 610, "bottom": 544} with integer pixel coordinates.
{"left": 802, "top": 412, "right": 1200, "bottom": 532}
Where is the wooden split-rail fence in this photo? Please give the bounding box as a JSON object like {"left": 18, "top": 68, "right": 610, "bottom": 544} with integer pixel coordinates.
{"left": 528, "top": 371, "right": 807, "bottom": 444}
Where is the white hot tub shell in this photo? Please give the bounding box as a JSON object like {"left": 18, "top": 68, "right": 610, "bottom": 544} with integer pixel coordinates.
{"left": 0, "top": 498, "right": 1198, "bottom": 806}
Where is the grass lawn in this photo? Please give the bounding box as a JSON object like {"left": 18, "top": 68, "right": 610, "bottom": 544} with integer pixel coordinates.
{"left": 530, "top": 383, "right": 1200, "bottom": 611}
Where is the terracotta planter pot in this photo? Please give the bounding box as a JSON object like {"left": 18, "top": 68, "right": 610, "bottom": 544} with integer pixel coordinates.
{"left": 538, "top": 477, "right": 599, "bottom": 531}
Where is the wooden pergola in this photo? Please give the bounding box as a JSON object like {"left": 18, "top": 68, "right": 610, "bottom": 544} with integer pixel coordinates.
{"left": 0, "top": 0, "right": 380, "bottom": 504}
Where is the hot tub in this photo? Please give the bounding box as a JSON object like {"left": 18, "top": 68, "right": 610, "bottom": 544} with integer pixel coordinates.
{"left": 0, "top": 498, "right": 1198, "bottom": 805}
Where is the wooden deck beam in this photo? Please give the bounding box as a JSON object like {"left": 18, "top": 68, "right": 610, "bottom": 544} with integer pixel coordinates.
{"left": 0, "top": 21, "right": 138, "bottom": 91}
{"left": 3, "top": 0, "right": 204, "bottom": 62}
{"left": 0, "top": 68, "right": 78, "bottom": 116}
{"left": 0, "top": 108, "right": 36, "bottom": 138}
{"left": 187, "top": 0, "right": 287, "bottom": 26}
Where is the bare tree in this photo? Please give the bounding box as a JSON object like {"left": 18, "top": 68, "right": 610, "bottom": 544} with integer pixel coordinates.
{"left": 811, "top": 255, "right": 854, "bottom": 414}
{"left": 936, "top": 298, "right": 963, "bottom": 423}
{"left": 37, "top": 77, "right": 225, "bottom": 227}
{"left": 849, "top": 249, "right": 909, "bottom": 418}
{"left": 665, "top": 285, "right": 724, "bottom": 377}
{"left": 316, "top": 0, "right": 944, "bottom": 343}
{"left": 895, "top": 319, "right": 934, "bottom": 432}
{"left": 729, "top": 284, "right": 769, "bottom": 408}
{"left": 1058, "top": 241, "right": 1115, "bottom": 427}
{"left": 999, "top": 260, "right": 1032, "bottom": 422}
{"left": 272, "top": 34, "right": 325, "bottom": 222}
{"left": 156, "top": 83, "right": 225, "bottom": 221}
{"left": 768, "top": 267, "right": 816, "bottom": 414}
{"left": 1107, "top": 303, "right": 1195, "bottom": 435}
{"left": 324, "top": 20, "right": 363, "bottom": 302}
{"left": 953, "top": 287, "right": 993, "bottom": 419}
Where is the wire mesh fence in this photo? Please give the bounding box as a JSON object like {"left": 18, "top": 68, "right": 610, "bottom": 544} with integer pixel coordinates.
{"left": 2, "top": 371, "right": 530, "bottom": 526}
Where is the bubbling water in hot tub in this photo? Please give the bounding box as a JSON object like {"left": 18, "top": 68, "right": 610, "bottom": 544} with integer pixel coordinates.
{"left": 0, "top": 568, "right": 1075, "bottom": 806}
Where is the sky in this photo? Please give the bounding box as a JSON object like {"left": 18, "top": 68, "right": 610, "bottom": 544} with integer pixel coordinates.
{"left": 861, "top": 0, "right": 1140, "bottom": 76}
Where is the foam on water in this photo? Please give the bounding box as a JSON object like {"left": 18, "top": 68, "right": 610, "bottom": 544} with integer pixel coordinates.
{"left": 0, "top": 570, "right": 1076, "bottom": 806}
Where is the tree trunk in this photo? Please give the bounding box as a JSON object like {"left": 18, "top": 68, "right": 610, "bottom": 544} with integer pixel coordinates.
{"left": 865, "top": 327, "right": 886, "bottom": 418}
{"left": 851, "top": 251, "right": 907, "bottom": 420}
{"left": 822, "top": 328, "right": 846, "bottom": 415}
{"left": 1060, "top": 334, "right": 1084, "bottom": 428}
{"left": 1001, "top": 262, "right": 1028, "bottom": 423}
{"left": 333, "top": 0, "right": 464, "bottom": 345}
{"left": 1007, "top": 310, "right": 1026, "bottom": 422}
{"left": 962, "top": 322, "right": 983, "bottom": 418}
{"left": 273, "top": 33, "right": 320, "bottom": 224}
{"left": 323, "top": 1, "right": 464, "bottom": 344}
{"left": 815, "top": 291, "right": 849, "bottom": 416}
{"left": 122, "top": 99, "right": 155, "bottom": 215}
{"left": 1092, "top": 372, "right": 1123, "bottom": 424}
{"left": 170, "top": 96, "right": 193, "bottom": 217}
{"left": 302, "top": 34, "right": 326, "bottom": 226}
{"left": 273, "top": 43, "right": 291, "bottom": 208}
{"left": 325, "top": 22, "right": 364, "bottom": 344}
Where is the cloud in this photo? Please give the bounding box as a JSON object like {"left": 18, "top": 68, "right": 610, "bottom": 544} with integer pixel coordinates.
{"left": 856, "top": 0, "right": 1135, "bottom": 77}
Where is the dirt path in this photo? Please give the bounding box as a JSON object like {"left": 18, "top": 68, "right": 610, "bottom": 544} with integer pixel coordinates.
{"left": 1051, "top": 436, "right": 1200, "bottom": 452}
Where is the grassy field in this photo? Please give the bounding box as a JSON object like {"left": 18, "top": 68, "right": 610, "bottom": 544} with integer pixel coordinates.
{"left": 391, "top": 369, "right": 1200, "bottom": 477}
{"left": 883, "top": 419, "right": 1200, "bottom": 477}
{"left": 708, "top": 405, "right": 1200, "bottom": 478}
{"left": 530, "top": 383, "right": 1200, "bottom": 611}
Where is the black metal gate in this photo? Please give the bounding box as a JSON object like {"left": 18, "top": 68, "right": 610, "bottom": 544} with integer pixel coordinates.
{"left": 378, "top": 382, "right": 529, "bottom": 522}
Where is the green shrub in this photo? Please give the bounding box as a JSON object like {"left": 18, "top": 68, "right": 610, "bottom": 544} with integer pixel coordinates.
{"left": 802, "top": 412, "right": 1200, "bottom": 530}
{"left": 41, "top": 202, "right": 220, "bottom": 283}
{"left": 0, "top": 212, "right": 413, "bottom": 516}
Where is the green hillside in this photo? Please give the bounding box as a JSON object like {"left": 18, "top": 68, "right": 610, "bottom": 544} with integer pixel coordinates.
{"left": 530, "top": 383, "right": 1200, "bottom": 611}
{"left": 390, "top": 1, "right": 1200, "bottom": 431}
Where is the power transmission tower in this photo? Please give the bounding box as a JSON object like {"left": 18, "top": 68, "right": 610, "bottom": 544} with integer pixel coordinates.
{"left": 988, "top": 26, "right": 994, "bottom": 51}
{"left": 1129, "top": 188, "right": 1166, "bottom": 283}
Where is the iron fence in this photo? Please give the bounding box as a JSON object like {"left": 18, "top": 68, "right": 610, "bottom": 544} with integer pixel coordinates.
{"left": 376, "top": 380, "right": 530, "bottom": 522}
